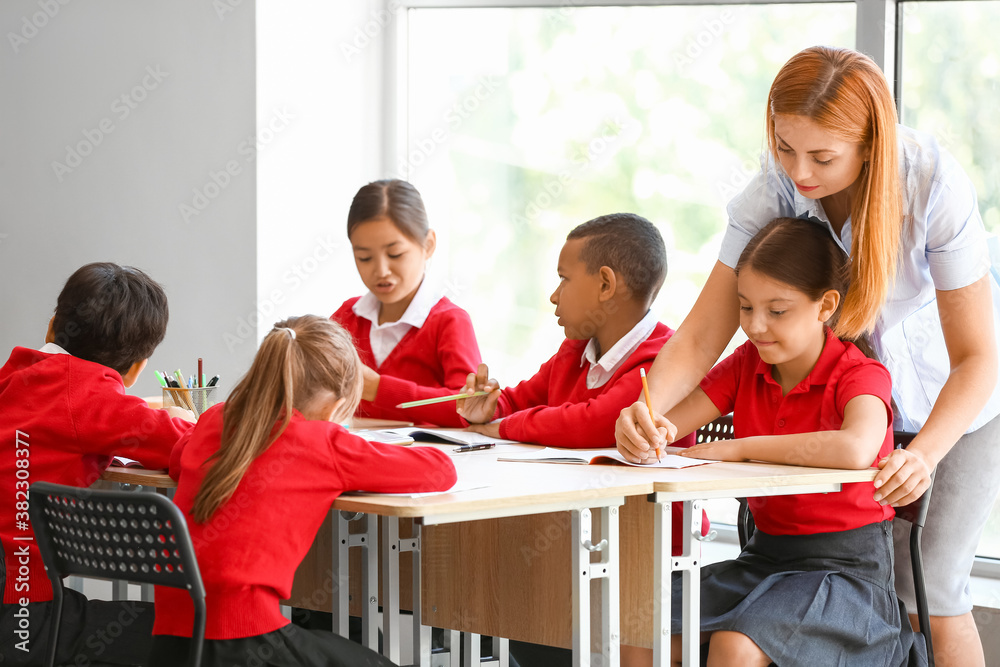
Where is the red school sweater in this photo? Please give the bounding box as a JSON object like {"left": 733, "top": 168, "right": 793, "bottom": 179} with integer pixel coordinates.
{"left": 333, "top": 296, "right": 481, "bottom": 426}
{"left": 0, "top": 347, "right": 192, "bottom": 603}
{"left": 492, "top": 323, "right": 705, "bottom": 551}
{"left": 495, "top": 323, "right": 696, "bottom": 449}
{"left": 153, "top": 404, "right": 457, "bottom": 640}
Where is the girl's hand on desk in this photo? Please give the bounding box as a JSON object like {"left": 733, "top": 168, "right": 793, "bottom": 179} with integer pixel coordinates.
{"left": 467, "top": 422, "right": 501, "bottom": 439}
{"left": 163, "top": 405, "right": 197, "bottom": 423}
{"left": 677, "top": 439, "right": 747, "bottom": 462}
{"left": 456, "top": 363, "right": 501, "bottom": 424}
{"left": 873, "top": 448, "right": 933, "bottom": 507}
{"left": 361, "top": 364, "right": 380, "bottom": 402}
{"left": 616, "top": 401, "right": 675, "bottom": 464}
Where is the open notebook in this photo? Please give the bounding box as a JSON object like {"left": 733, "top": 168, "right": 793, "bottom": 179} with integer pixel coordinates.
{"left": 371, "top": 428, "right": 520, "bottom": 447}
{"left": 497, "top": 447, "right": 718, "bottom": 469}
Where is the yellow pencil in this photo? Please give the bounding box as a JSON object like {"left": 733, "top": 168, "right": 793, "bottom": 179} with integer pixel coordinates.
{"left": 395, "top": 391, "right": 490, "bottom": 409}
{"left": 639, "top": 368, "right": 661, "bottom": 462}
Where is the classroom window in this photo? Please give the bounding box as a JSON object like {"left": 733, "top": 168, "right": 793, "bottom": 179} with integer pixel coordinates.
{"left": 899, "top": 0, "right": 1000, "bottom": 562}
{"left": 404, "top": 5, "right": 855, "bottom": 387}
{"left": 401, "top": 3, "right": 854, "bottom": 530}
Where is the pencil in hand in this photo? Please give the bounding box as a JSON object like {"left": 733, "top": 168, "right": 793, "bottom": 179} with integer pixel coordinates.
{"left": 639, "top": 368, "right": 660, "bottom": 462}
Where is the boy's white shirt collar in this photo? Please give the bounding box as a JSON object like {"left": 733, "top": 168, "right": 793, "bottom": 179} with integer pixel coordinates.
{"left": 580, "top": 309, "right": 657, "bottom": 390}
{"left": 39, "top": 342, "right": 70, "bottom": 355}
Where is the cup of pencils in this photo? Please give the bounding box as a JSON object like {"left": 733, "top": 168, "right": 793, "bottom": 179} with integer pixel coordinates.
{"left": 156, "top": 360, "right": 220, "bottom": 418}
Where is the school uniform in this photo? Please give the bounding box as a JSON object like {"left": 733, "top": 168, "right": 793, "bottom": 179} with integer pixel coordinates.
{"left": 0, "top": 343, "right": 191, "bottom": 666}
{"left": 724, "top": 124, "right": 1000, "bottom": 616}
{"left": 676, "top": 329, "right": 919, "bottom": 665}
{"left": 150, "top": 404, "right": 456, "bottom": 666}
{"left": 333, "top": 279, "right": 481, "bottom": 427}
{"left": 492, "top": 311, "right": 695, "bottom": 449}
{"left": 484, "top": 312, "right": 704, "bottom": 554}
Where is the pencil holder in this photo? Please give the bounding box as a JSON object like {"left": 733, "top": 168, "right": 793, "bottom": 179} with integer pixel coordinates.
{"left": 162, "top": 386, "right": 218, "bottom": 417}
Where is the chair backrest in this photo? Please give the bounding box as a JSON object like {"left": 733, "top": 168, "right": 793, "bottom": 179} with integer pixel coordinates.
{"left": 28, "top": 481, "right": 205, "bottom": 594}
{"left": 695, "top": 414, "right": 734, "bottom": 443}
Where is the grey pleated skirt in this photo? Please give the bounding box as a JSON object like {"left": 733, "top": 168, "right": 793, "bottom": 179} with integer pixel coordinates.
{"left": 670, "top": 520, "right": 925, "bottom": 666}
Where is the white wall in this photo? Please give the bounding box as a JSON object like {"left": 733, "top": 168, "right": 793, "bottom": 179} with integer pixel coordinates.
{"left": 0, "top": 0, "right": 258, "bottom": 397}
{"left": 254, "top": 0, "right": 387, "bottom": 343}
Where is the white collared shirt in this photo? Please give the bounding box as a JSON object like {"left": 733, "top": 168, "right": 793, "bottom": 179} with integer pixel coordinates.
{"left": 580, "top": 309, "right": 658, "bottom": 390}
{"left": 353, "top": 276, "right": 442, "bottom": 367}
{"left": 39, "top": 342, "right": 69, "bottom": 355}
{"left": 722, "top": 124, "right": 1000, "bottom": 432}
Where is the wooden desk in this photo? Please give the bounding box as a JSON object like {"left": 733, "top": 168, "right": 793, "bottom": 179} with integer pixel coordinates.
{"left": 297, "top": 446, "right": 655, "bottom": 667}
{"left": 99, "top": 466, "right": 176, "bottom": 489}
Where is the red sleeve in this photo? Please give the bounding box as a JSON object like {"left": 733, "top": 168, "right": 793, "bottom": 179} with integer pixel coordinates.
{"left": 495, "top": 352, "right": 557, "bottom": 418}
{"left": 835, "top": 359, "right": 892, "bottom": 419}
{"left": 834, "top": 359, "right": 894, "bottom": 463}
{"left": 168, "top": 427, "right": 194, "bottom": 482}
{"left": 498, "top": 361, "right": 644, "bottom": 449}
{"left": 70, "top": 369, "right": 192, "bottom": 470}
{"left": 330, "top": 431, "right": 457, "bottom": 493}
{"left": 698, "top": 344, "right": 748, "bottom": 418}
{"left": 370, "top": 307, "right": 482, "bottom": 427}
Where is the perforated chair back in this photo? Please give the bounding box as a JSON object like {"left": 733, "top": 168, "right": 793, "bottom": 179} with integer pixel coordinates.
{"left": 28, "top": 481, "right": 206, "bottom": 667}
{"left": 695, "top": 414, "right": 734, "bottom": 444}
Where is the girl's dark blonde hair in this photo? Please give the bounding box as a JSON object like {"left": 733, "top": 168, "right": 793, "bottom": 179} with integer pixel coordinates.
{"left": 767, "top": 46, "right": 902, "bottom": 338}
{"left": 191, "top": 315, "right": 363, "bottom": 523}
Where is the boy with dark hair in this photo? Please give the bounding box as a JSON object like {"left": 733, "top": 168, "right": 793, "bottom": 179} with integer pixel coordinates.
{"left": 458, "top": 212, "right": 693, "bottom": 449}
{"left": 459, "top": 213, "right": 706, "bottom": 665}
{"left": 0, "top": 262, "right": 194, "bottom": 666}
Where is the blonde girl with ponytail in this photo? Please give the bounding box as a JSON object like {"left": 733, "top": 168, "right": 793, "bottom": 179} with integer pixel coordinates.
{"left": 618, "top": 46, "right": 1000, "bottom": 666}
{"left": 150, "top": 315, "right": 456, "bottom": 667}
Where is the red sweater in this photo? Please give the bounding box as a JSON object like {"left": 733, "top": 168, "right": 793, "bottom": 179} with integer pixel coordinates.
{"left": 495, "top": 323, "right": 696, "bottom": 449}
{"left": 333, "top": 296, "right": 481, "bottom": 426}
{"left": 0, "top": 347, "right": 192, "bottom": 603}
{"left": 153, "top": 404, "right": 457, "bottom": 640}
{"left": 492, "top": 323, "right": 704, "bottom": 551}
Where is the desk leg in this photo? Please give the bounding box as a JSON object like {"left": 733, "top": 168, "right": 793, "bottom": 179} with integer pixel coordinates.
{"left": 332, "top": 510, "right": 351, "bottom": 638}
{"left": 382, "top": 517, "right": 402, "bottom": 664}
{"left": 652, "top": 498, "right": 703, "bottom": 667}
{"left": 362, "top": 514, "right": 379, "bottom": 650}
{"left": 679, "top": 501, "right": 702, "bottom": 667}
{"left": 331, "top": 512, "right": 379, "bottom": 650}
{"left": 572, "top": 506, "right": 621, "bottom": 667}
{"left": 652, "top": 499, "right": 671, "bottom": 667}
{"left": 399, "top": 524, "right": 429, "bottom": 667}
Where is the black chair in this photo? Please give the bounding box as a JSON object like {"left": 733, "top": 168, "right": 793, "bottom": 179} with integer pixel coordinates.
{"left": 695, "top": 417, "right": 935, "bottom": 666}
{"left": 28, "top": 481, "right": 206, "bottom": 667}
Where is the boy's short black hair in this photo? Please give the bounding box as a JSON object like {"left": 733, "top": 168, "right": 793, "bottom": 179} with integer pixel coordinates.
{"left": 50, "top": 263, "right": 169, "bottom": 376}
{"left": 566, "top": 213, "right": 667, "bottom": 306}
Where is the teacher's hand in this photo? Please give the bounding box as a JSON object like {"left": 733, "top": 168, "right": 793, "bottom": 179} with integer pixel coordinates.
{"left": 616, "top": 401, "right": 676, "bottom": 464}
{"left": 873, "top": 448, "right": 933, "bottom": 507}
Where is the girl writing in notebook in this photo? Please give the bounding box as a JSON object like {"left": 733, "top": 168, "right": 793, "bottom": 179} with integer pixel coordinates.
{"left": 150, "top": 315, "right": 456, "bottom": 666}
{"left": 332, "top": 179, "right": 482, "bottom": 426}
{"left": 618, "top": 218, "right": 919, "bottom": 666}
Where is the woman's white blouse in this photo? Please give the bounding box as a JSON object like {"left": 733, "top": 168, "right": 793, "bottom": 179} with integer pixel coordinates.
{"left": 721, "top": 124, "right": 1000, "bottom": 432}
